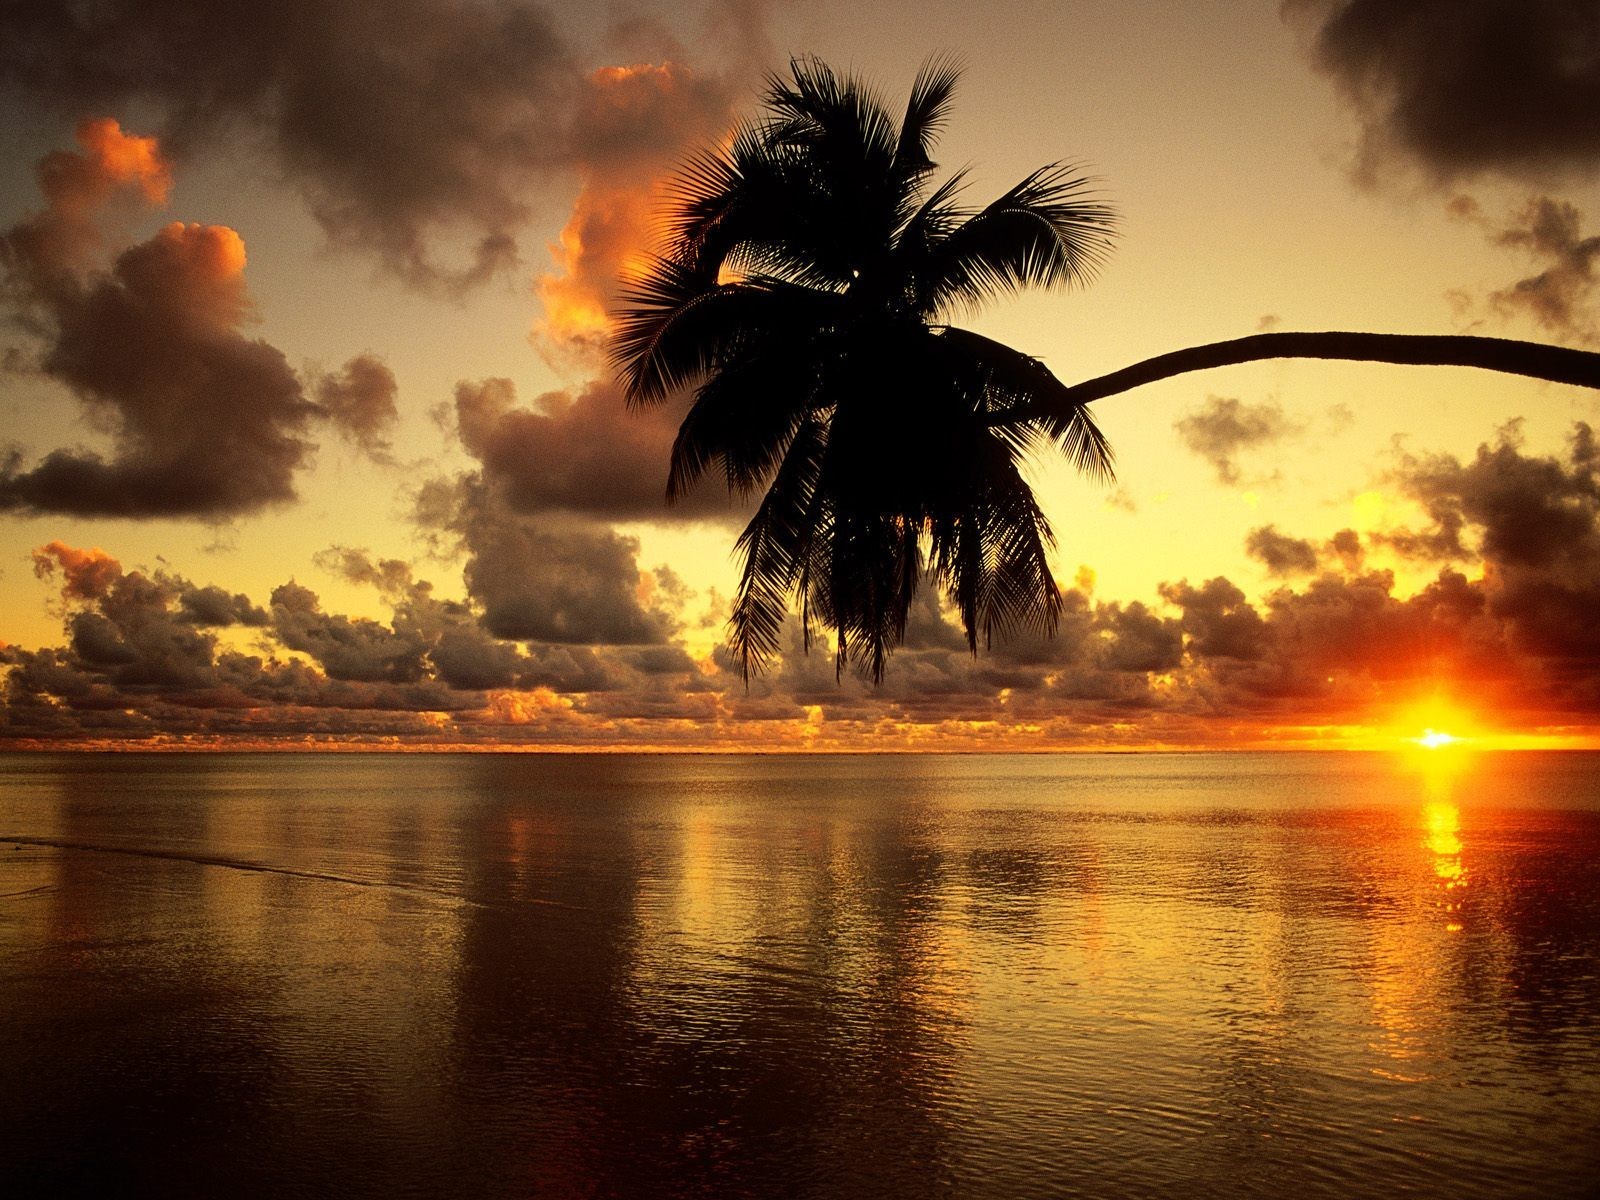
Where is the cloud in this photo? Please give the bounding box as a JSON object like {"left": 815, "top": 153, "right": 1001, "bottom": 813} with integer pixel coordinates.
{"left": 450, "top": 487, "right": 674, "bottom": 646}
{"left": 0, "top": 219, "right": 313, "bottom": 517}
{"left": 1383, "top": 421, "right": 1600, "bottom": 664}
{"left": 270, "top": 580, "right": 428, "bottom": 684}
{"left": 418, "top": 379, "right": 689, "bottom": 645}
{"left": 1485, "top": 197, "right": 1600, "bottom": 344}
{"left": 0, "top": 126, "right": 317, "bottom": 517}
{"left": 0, "top": 1, "right": 772, "bottom": 292}
{"left": 1290, "top": 0, "right": 1600, "bottom": 185}
{"left": 1328, "top": 527, "right": 1365, "bottom": 570}
{"left": 1245, "top": 525, "right": 1320, "bottom": 576}
{"left": 1173, "top": 395, "right": 1301, "bottom": 486}
{"left": 0, "top": 0, "right": 572, "bottom": 291}
{"left": 11, "top": 415, "right": 1600, "bottom": 746}
{"left": 0, "top": 125, "right": 417, "bottom": 517}
{"left": 31, "top": 540, "right": 122, "bottom": 600}
{"left": 535, "top": 59, "right": 744, "bottom": 350}
{"left": 1159, "top": 577, "right": 1269, "bottom": 661}
{"left": 0, "top": 117, "right": 170, "bottom": 286}
{"left": 450, "top": 375, "right": 740, "bottom": 522}
{"left": 312, "top": 354, "right": 401, "bottom": 464}
{"left": 313, "top": 546, "right": 529, "bottom": 690}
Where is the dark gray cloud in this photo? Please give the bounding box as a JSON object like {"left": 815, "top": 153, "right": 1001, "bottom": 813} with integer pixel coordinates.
{"left": 1385, "top": 420, "right": 1600, "bottom": 663}
{"left": 0, "top": 124, "right": 408, "bottom": 517}
{"left": 452, "top": 376, "right": 742, "bottom": 522}
{"left": 313, "top": 546, "right": 529, "bottom": 690}
{"left": 12, "top": 416, "right": 1600, "bottom": 744}
{"left": 0, "top": 226, "right": 312, "bottom": 517}
{"left": 270, "top": 580, "right": 428, "bottom": 684}
{"left": 0, "top": 0, "right": 769, "bottom": 292}
{"left": 1174, "top": 396, "right": 1301, "bottom": 487}
{"left": 0, "top": 0, "right": 571, "bottom": 291}
{"left": 312, "top": 354, "right": 400, "bottom": 464}
{"left": 414, "top": 467, "right": 677, "bottom": 646}
{"left": 1487, "top": 196, "right": 1600, "bottom": 344}
{"left": 1291, "top": 0, "right": 1600, "bottom": 185}
{"left": 1246, "top": 524, "right": 1321, "bottom": 576}
{"left": 1159, "top": 577, "right": 1269, "bottom": 661}
{"left": 0, "top": 141, "right": 314, "bottom": 516}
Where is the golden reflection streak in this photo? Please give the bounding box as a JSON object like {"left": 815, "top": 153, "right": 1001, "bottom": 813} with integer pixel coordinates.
{"left": 1414, "top": 747, "right": 1470, "bottom": 932}
{"left": 1364, "top": 745, "right": 1478, "bottom": 1072}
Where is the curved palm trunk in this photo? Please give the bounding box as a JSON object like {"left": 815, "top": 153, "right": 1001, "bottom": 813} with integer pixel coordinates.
{"left": 986, "top": 332, "right": 1600, "bottom": 425}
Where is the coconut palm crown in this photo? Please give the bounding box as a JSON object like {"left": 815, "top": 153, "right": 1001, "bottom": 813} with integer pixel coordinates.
{"left": 613, "top": 55, "right": 1600, "bottom": 685}
{"left": 612, "top": 56, "right": 1118, "bottom": 682}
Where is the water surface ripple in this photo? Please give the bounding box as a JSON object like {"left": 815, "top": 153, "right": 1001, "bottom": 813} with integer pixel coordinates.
{"left": 2, "top": 751, "right": 1598, "bottom": 1198}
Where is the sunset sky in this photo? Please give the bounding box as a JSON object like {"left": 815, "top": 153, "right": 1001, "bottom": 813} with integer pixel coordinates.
{"left": 2, "top": 0, "right": 1597, "bottom": 750}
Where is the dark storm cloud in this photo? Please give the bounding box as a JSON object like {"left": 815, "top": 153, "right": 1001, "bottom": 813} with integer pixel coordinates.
{"left": 1290, "top": 0, "right": 1600, "bottom": 184}
{"left": 1385, "top": 421, "right": 1600, "bottom": 663}
{"left": 270, "top": 581, "right": 428, "bottom": 684}
{"left": 0, "top": 219, "right": 314, "bottom": 517}
{"left": 0, "top": 0, "right": 771, "bottom": 292}
{"left": 0, "top": 126, "right": 419, "bottom": 518}
{"left": 312, "top": 354, "right": 401, "bottom": 464}
{"left": 0, "top": 0, "right": 571, "bottom": 291}
{"left": 1245, "top": 525, "right": 1321, "bottom": 576}
{"left": 1173, "top": 396, "right": 1300, "bottom": 487}
{"left": 451, "top": 376, "right": 739, "bottom": 522}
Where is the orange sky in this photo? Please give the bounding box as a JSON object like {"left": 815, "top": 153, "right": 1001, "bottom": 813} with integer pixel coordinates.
{"left": 1, "top": 0, "right": 1598, "bottom": 751}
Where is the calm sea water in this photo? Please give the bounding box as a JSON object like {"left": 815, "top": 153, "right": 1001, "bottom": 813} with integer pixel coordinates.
{"left": 2, "top": 751, "right": 1598, "bottom": 1199}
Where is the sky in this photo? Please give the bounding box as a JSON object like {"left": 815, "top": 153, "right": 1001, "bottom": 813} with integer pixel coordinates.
{"left": 1, "top": 0, "right": 1598, "bottom": 751}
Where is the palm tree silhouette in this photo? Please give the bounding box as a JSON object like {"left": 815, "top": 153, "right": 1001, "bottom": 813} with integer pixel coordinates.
{"left": 612, "top": 56, "right": 1600, "bottom": 683}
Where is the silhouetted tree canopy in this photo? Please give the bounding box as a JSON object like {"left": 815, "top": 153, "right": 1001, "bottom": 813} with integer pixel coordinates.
{"left": 613, "top": 56, "right": 1600, "bottom": 683}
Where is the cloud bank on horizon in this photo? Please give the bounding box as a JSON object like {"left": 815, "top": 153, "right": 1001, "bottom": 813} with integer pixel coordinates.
{"left": 6, "top": 420, "right": 1600, "bottom": 746}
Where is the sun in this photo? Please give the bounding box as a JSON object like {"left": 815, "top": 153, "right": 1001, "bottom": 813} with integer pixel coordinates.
{"left": 1395, "top": 697, "right": 1476, "bottom": 750}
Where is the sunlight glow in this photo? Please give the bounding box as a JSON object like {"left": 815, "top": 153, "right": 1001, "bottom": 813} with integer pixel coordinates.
{"left": 1415, "top": 728, "right": 1459, "bottom": 750}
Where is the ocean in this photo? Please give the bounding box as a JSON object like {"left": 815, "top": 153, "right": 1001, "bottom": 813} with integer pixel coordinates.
{"left": 2, "top": 751, "right": 1598, "bottom": 1198}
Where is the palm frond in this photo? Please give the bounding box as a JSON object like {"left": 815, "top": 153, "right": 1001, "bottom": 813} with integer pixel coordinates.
{"left": 925, "top": 164, "right": 1117, "bottom": 315}
{"left": 667, "top": 345, "right": 816, "bottom": 501}
{"left": 612, "top": 268, "right": 844, "bottom": 405}
{"left": 728, "top": 416, "right": 828, "bottom": 681}
{"left": 936, "top": 326, "right": 1116, "bottom": 483}
{"left": 895, "top": 54, "right": 962, "bottom": 176}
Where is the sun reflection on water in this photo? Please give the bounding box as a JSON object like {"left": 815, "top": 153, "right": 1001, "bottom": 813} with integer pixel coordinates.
{"left": 1415, "top": 751, "right": 1470, "bottom": 932}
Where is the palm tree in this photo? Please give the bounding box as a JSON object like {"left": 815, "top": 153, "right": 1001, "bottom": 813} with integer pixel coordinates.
{"left": 612, "top": 56, "right": 1600, "bottom": 683}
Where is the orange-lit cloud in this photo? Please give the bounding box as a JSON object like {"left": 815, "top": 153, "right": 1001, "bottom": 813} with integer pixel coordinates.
{"left": 31, "top": 541, "right": 123, "bottom": 601}
{"left": 535, "top": 60, "right": 740, "bottom": 353}
{"left": 74, "top": 117, "right": 172, "bottom": 204}
{"left": 0, "top": 126, "right": 398, "bottom": 518}
{"left": 0, "top": 117, "right": 171, "bottom": 285}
